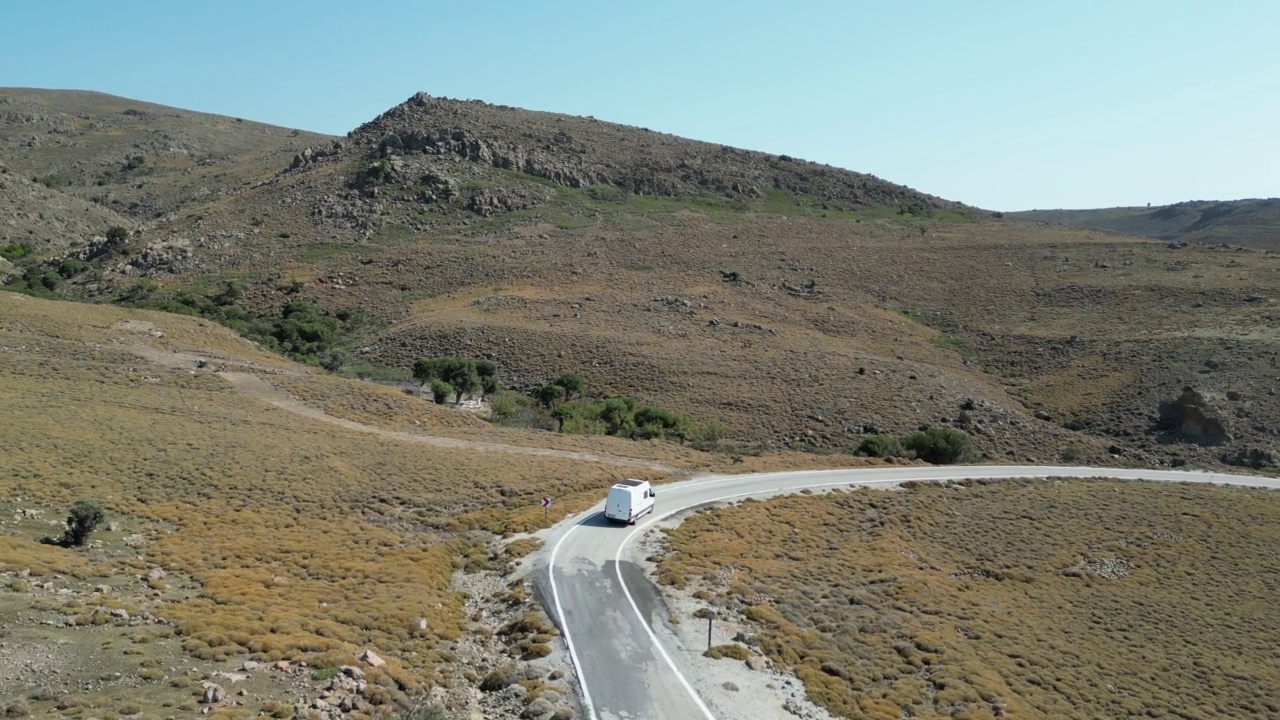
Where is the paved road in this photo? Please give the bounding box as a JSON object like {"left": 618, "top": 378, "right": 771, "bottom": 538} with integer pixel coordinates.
{"left": 537, "top": 465, "right": 1280, "bottom": 720}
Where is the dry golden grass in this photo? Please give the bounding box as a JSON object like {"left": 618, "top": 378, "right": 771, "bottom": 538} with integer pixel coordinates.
{"left": 0, "top": 292, "right": 739, "bottom": 711}
{"left": 656, "top": 479, "right": 1280, "bottom": 720}
{"left": 0, "top": 536, "right": 92, "bottom": 578}
{"left": 271, "top": 372, "right": 491, "bottom": 431}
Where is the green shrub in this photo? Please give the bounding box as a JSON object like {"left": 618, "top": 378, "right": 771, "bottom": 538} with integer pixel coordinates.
{"left": 857, "top": 434, "right": 907, "bottom": 459}
{"left": 689, "top": 419, "right": 730, "bottom": 445}
{"left": 2, "top": 278, "right": 53, "bottom": 299}
{"left": 586, "top": 185, "right": 630, "bottom": 202}
{"left": 488, "top": 390, "right": 528, "bottom": 420}
{"left": 600, "top": 396, "right": 637, "bottom": 434}
{"left": 1, "top": 243, "right": 33, "bottom": 260}
{"left": 354, "top": 159, "right": 392, "bottom": 188}
{"left": 213, "top": 280, "right": 244, "bottom": 306}
{"left": 131, "top": 293, "right": 349, "bottom": 370}
{"left": 551, "top": 403, "right": 579, "bottom": 432}
{"left": 633, "top": 406, "right": 688, "bottom": 440}
{"left": 897, "top": 201, "right": 932, "bottom": 217}
{"left": 106, "top": 226, "right": 129, "bottom": 244}
{"left": 57, "top": 258, "right": 90, "bottom": 278}
{"left": 901, "top": 427, "right": 976, "bottom": 464}
{"left": 272, "top": 301, "right": 340, "bottom": 354}
{"left": 430, "top": 379, "right": 454, "bottom": 405}
{"left": 536, "top": 383, "right": 566, "bottom": 408}
{"left": 65, "top": 499, "right": 107, "bottom": 547}
{"left": 554, "top": 372, "right": 585, "bottom": 399}
{"left": 36, "top": 271, "right": 61, "bottom": 291}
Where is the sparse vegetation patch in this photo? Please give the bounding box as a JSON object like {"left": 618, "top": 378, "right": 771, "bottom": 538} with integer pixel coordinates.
{"left": 655, "top": 479, "right": 1280, "bottom": 719}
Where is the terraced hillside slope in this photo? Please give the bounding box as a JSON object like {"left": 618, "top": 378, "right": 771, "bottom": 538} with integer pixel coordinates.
{"left": 3, "top": 89, "right": 1279, "bottom": 474}
{"left": 1013, "top": 198, "right": 1280, "bottom": 250}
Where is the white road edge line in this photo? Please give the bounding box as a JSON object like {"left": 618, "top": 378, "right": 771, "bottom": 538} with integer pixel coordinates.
{"left": 549, "top": 525, "right": 598, "bottom": 720}
{"left": 554, "top": 466, "right": 1280, "bottom": 720}
{"left": 612, "top": 478, "right": 892, "bottom": 720}
{"left": 615, "top": 520, "right": 719, "bottom": 720}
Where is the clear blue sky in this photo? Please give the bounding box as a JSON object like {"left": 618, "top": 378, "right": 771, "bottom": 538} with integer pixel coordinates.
{"left": 4, "top": 1, "right": 1277, "bottom": 210}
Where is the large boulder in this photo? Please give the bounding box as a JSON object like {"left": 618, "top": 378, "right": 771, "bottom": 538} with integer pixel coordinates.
{"left": 1159, "top": 387, "right": 1232, "bottom": 445}
{"left": 201, "top": 683, "right": 225, "bottom": 704}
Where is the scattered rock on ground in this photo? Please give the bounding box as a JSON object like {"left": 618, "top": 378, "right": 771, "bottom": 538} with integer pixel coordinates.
{"left": 357, "top": 649, "right": 385, "bottom": 667}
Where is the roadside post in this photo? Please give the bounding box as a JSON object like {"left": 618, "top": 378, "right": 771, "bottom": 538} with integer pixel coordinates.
{"left": 707, "top": 609, "right": 716, "bottom": 650}
{"left": 542, "top": 496, "right": 552, "bottom": 522}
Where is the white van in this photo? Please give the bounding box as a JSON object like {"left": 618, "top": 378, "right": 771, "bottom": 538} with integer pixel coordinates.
{"left": 603, "top": 479, "right": 656, "bottom": 525}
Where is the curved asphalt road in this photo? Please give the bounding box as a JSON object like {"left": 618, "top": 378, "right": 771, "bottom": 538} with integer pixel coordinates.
{"left": 538, "top": 465, "right": 1280, "bottom": 720}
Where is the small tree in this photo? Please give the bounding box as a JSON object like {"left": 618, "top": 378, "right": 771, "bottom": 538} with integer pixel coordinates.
{"left": 536, "top": 384, "right": 566, "bottom": 408}
{"left": 554, "top": 373, "right": 585, "bottom": 400}
{"left": 474, "top": 359, "right": 498, "bottom": 380}
{"left": 451, "top": 366, "right": 481, "bottom": 404}
{"left": 105, "top": 226, "right": 129, "bottom": 244}
{"left": 412, "top": 358, "right": 439, "bottom": 388}
{"left": 551, "top": 403, "right": 579, "bottom": 432}
{"left": 475, "top": 360, "right": 499, "bottom": 397}
{"left": 414, "top": 357, "right": 482, "bottom": 403}
{"left": 64, "top": 499, "right": 106, "bottom": 547}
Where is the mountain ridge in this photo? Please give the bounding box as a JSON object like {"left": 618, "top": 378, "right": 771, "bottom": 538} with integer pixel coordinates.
{"left": 339, "top": 91, "right": 968, "bottom": 213}
{"left": 2, "top": 87, "right": 1278, "bottom": 475}
{"left": 1012, "top": 198, "right": 1280, "bottom": 250}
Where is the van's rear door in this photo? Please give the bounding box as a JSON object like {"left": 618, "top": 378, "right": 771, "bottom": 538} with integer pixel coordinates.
{"left": 605, "top": 488, "right": 630, "bottom": 520}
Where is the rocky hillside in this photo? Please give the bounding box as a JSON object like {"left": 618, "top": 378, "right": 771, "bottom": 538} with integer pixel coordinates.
{"left": 1013, "top": 198, "right": 1280, "bottom": 250}
{"left": 0, "top": 161, "right": 133, "bottom": 282}
{"left": 2, "top": 89, "right": 1278, "bottom": 475}
{"left": 341, "top": 91, "right": 966, "bottom": 211}
{"left": 0, "top": 88, "right": 332, "bottom": 222}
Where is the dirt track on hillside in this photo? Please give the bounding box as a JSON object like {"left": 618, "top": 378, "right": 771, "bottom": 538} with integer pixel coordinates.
{"left": 130, "top": 343, "right": 680, "bottom": 473}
